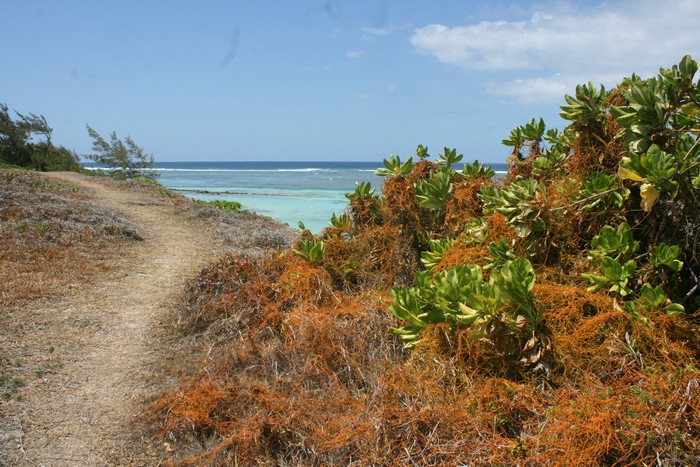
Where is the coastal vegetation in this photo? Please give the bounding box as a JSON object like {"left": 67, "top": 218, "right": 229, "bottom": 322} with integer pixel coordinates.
{"left": 192, "top": 198, "right": 250, "bottom": 214}
{"left": 84, "top": 124, "right": 158, "bottom": 182}
{"left": 148, "top": 56, "right": 700, "bottom": 464}
{"left": 1, "top": 103, "right": 158, "bottom": 181}
{"left": 0, "top": 103, "right": 81, "bottom": 172}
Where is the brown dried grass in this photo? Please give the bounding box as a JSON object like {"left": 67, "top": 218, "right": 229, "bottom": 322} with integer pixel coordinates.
{"left": 153, "top": 323, "right": 700, "bottom": 462}
{"left": 407, "top": 160, "right": 438, "bottom": 184}
{"left": 184, "top": 201, "right": 296, "bottom": 253}
{"left": 565, "top": 90, "right": 627, "bottom": 177}
{"left": 380, "top": 176, "right": 421, "bottom": 228}
{"left": 149, "top": 271, "right": 406, "bottom": 465}
{"left": 0, "top": 170, "right": 142, "bottom": 309}
{"left": 433, "top": 241, "right": 488, "bottom": 274}
{"left": 180, "top": 252, "right": 338, "bottom": 338}
{"left": 485, "top": 213, "right": 518, "bottom": 245}
{"left": 443, "top": 177, "right": 491, "bottom": 236}
{"left": 322, "top": 223, "right": 422, "bottom": 291}
{"left": 150, "top": 243, "right": 700, "bottom": 465}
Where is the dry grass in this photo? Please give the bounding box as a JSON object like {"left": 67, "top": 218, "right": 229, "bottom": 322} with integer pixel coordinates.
{"left": 89, "top": 174, "right": 297, "bottom": 253}
{"left": 0, "top": 169, "right": 149, "bottom": 453}
{"left": 443, "top": 176, "right": 491, "bottom": 236}
{"left": 0, "top": 170, "right": 142, "bottom": 310}
{"left": 183, "top": 200, "right": 296, "bottom": 254}
{"left": 1, "top": 169, "right": 299, "bottom": 465}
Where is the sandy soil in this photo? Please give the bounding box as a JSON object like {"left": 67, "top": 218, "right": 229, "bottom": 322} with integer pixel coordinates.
{"left": 2, "top": 173, "right": 234, "bottom": 465}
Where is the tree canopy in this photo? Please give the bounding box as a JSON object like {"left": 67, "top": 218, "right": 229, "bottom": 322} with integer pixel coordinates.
{"left": 84, "top": 124, "right": 158, "bottom": 181}
{"left": 0, "top": 103, "right": 80, "bottom": 171}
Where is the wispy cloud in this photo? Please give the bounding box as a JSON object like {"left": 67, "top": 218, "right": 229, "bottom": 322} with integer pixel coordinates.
{"left": 329, "top": 28, "right": 344, "bottom": 40}
{"left": 362, "top": 26, "right": 391, "bottom": 37}
{"left": 486, "top": 72, "right": 623, "bottom": 103}
{"left": 361, "top": 25, "right": 397, "bottom": 41}
{"left": 410, "top": 0, "right": 700, "bottom": 102}
{"left": 348, "top": 92, "right": 373, "bottom": 101}
{"left": 345, "top": 50, "right": 366, "bottom": 59}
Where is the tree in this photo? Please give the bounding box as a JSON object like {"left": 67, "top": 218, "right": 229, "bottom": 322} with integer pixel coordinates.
{"left": 84, "top": 124, "right": 158, "bottom": 181}
{"left": 0, "top": 102, "right": 83, "bottom": 172}
{"left": 0, "top": 102, "right": 53, "bottom": 167}
{"left": 30, "top": 142, "right": 81, "bottom": 172}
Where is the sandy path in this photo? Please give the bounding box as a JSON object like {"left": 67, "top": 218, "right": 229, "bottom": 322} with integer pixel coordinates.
{"left": 11, "top": 173, "right": 224, "bottom": 465}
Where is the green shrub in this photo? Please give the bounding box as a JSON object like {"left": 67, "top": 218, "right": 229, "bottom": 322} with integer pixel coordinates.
{"left": 293, "top": 239, "right": 325, "bottom": 265}
{"left": 390, "top": 258, "right": 543, "bottom": 352}
{"left": 375, "top": 155, "right": 414, "bottom": 178}
{"left": 193, "top": 199, "right": 249, "bottom": 214}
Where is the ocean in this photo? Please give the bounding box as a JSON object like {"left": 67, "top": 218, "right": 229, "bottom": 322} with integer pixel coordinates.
{"left": 99, "top": 161, "right": 507, "bottom": 233}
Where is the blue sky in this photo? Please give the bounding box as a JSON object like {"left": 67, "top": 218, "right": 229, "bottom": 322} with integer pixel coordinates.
{"left": 2, "top": 0, "right": 699, "bottom": 162}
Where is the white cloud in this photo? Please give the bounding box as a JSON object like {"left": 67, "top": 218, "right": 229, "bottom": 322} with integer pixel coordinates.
{"left": 489, "top": 72, "right": 622, "bottom": 103}
{"left": 345, "top": 50, "right": 366, "bottom": 59}
{"left": 410, "top": 0, "right": 700, "bottom": 102}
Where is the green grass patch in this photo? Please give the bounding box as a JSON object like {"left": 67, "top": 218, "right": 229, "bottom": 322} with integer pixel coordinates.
{"left": 0, "top": 375, "right": 24, "bottom": 401}
{"left": 0, "top": 356, "right": 24, "bottom": 401}
{"left": 193, "top": 199, "right": 250, "bottom": 214}
{"left": 128, "top": 177, "right": 176, "bottom": 198}
{"left": 0, "top": 161, "right": 30, "bottom": 170}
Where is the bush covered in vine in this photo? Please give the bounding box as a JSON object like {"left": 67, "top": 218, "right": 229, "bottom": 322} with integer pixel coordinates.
{"left": 151, "top": 56, "right": 700, "bottom": 465}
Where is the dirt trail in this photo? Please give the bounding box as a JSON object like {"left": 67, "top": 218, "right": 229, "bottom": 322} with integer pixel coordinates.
{"left": 11, "top": 173, "right": 225, "bottom": 465}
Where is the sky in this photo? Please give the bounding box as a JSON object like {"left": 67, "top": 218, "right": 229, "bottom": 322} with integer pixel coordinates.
{"left": 2, "top": 0, "right": 699, "bottom": 163}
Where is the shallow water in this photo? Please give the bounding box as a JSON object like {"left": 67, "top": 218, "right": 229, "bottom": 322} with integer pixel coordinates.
{"left": 86, "top": 160, "right": 507, "bottom": 233}
{"left": 153, "top": 161, "right": 385, "bottom": 233}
